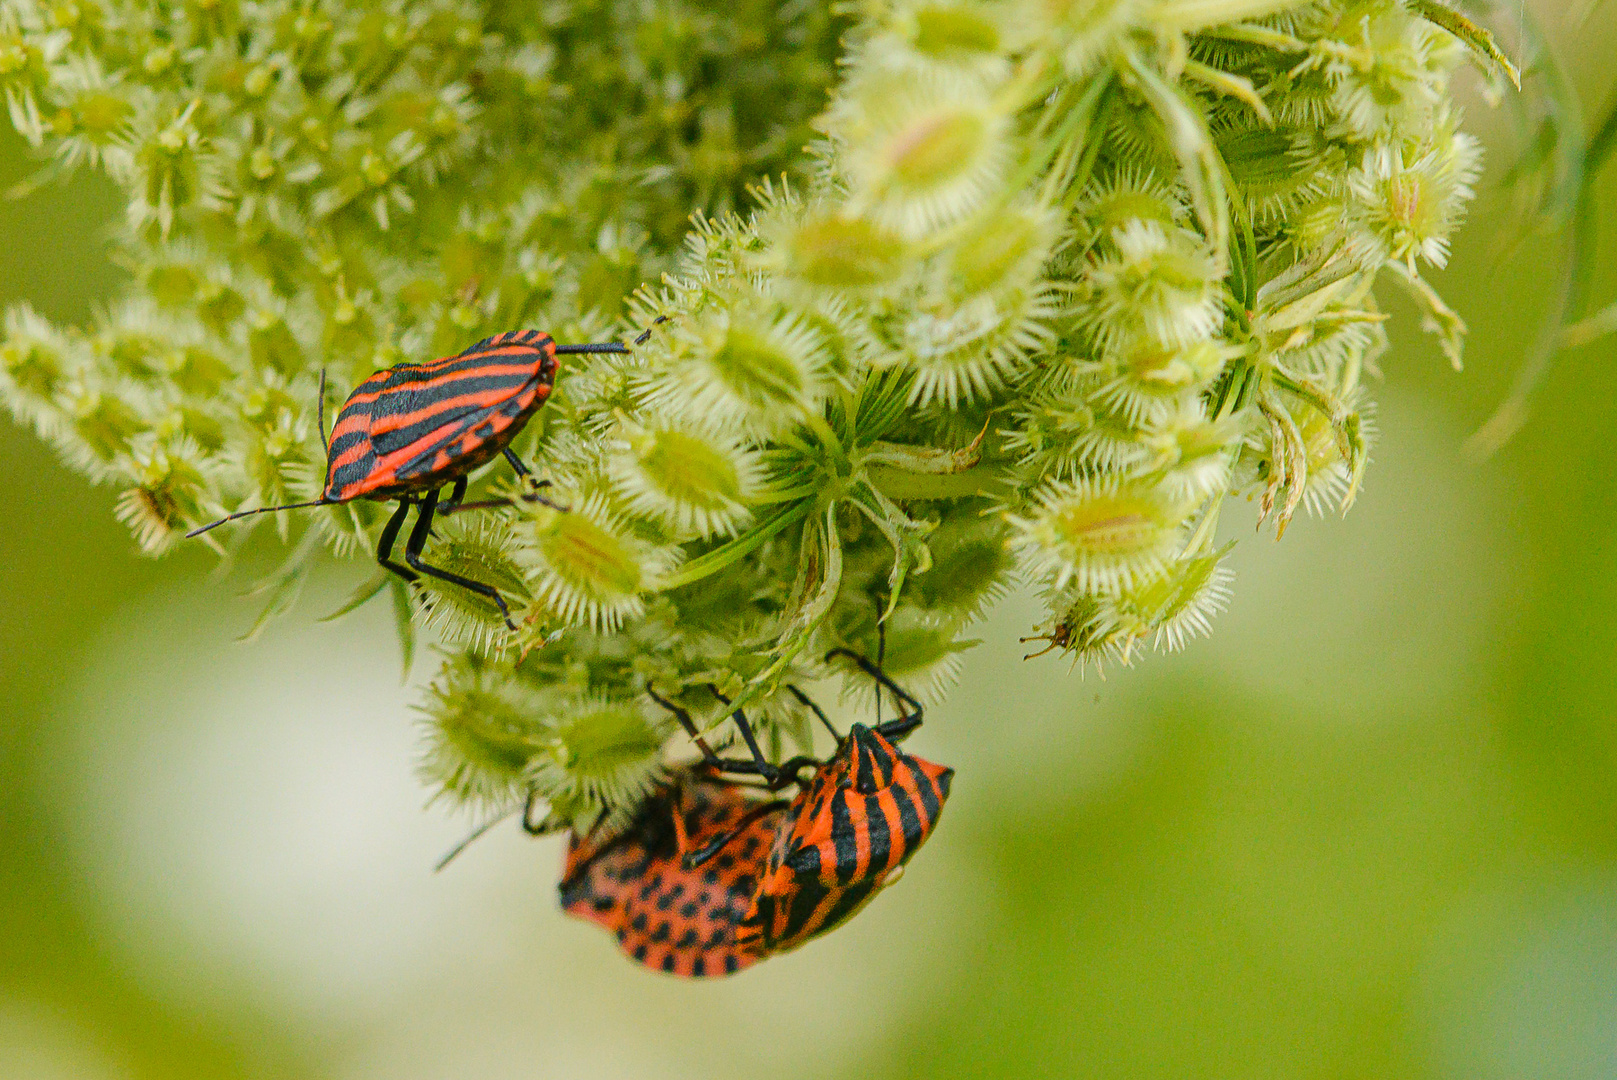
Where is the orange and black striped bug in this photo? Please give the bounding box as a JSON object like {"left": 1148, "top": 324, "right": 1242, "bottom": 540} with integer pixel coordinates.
{"left": 732, "top": 650, "right": 953, "bottom": 957}
{"left": 187, "top": 322, "right": 661, "bottom": 628}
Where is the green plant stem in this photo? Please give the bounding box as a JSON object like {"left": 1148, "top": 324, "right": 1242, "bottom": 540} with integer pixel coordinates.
{"left": 865, "top": 463, "right": 1010, "bottom": 501}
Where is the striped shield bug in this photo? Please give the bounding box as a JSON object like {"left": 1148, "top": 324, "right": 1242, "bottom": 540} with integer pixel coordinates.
{"left": 558, "top": 766, "right": 787, "bottom": 978}
{"left": 187, "top": 323, "right": 660, "bottom": 628}
{"left": 733, "top": 650, "right": 953, "bottom": 955}
{"left": 647, "top": 651, "right": 954, "bottom": 962}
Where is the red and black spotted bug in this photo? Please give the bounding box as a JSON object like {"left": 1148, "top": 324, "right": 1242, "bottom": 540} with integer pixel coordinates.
{"left": 557, "top": 766, "right": 787, "bottom": 978}
{"left": 187, "top": 324, "right": 658, "bottom": 627}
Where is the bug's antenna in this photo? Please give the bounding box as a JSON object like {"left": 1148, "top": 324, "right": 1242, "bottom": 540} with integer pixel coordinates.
{"left": 434, "top": 805, "right": 521, "bottom": 872}
{"left": 185, "top": 498, "right": 334, "bottom": 538}
{"left": 317, "top": 368, "right": 329, "bottom": 452}
{"left": 554, "top": 315, "right": 669, "bottom": 355}
{"left": 787, "top": 684, "right": 840, "bottom": 740}
{"left": 875, "top": 612, "right": 888, "bottom": 727}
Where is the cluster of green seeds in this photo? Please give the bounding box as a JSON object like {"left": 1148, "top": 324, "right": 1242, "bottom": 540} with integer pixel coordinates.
{"left": 0, "top": 0, "right": 1515, "bottom": 826}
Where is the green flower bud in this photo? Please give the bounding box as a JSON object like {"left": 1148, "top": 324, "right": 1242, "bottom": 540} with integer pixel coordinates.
{"left": 0, "top": 304, "right": 74, "bottom": 431}
{"left": 67, "top": 383, "right": 147, "bottom": 464}
{"left": 114, "top": 441, "right": 209, "bottom": 554}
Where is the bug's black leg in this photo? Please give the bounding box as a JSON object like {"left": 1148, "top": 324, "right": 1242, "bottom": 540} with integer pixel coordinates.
{"left": 705, "top": 685, "right": 781, "bottom": 785}
{"left": 502, "top": 446, "right": 533, "bottom": 479}
{"left": 376, "top": 497, "right": 418, "bottom": 582}
{"left": 404, "top": 488, "right": 519, "bottom": 630}
{"left": 497, "top": 447, "right": 570, "bottom": 512}
{"left": 647, "top": 689, "right": 774, "bottom": 779}
{"left": 317, "top": 368, "right": 329, "bottom": 452}
{"left": 876, "top": 618, "right": 887, "bottom": 727}
{"left": 681, "top": 797, "right": 790, "bottom": 870}
{"left": 787, "top": 684, "right": 841, "bottom": 740}
{"left": 439, "top": 476, "right": 469, "bottom": 514}
{"left": 521, "top": 788, "right": 573, "bottom": 836}
{"left": 430, "top": 477, "right": 470, "bottom": 540}
{"left": 825, "top": 647, "right": 924, "bottom": 741}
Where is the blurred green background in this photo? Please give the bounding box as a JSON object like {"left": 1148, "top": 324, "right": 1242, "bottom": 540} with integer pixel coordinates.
{"left": 5, "top": 13, "right": 1617, "bottom": 1079}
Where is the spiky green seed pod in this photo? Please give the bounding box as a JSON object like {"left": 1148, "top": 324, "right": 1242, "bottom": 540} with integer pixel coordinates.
{"left": 1083, "top": 219, "right": 1224, "bottom": 351}
{"left": 520, "top": 492, "right": 678, "bottom": 632}
{"left": 414, "top": 515, "right": 533, "bottom": 653}
{"left": 768, "top": 210, "right": 912, "bottom": 290}
{"left": 647, "top": 300, "right": 833, "bottom": 437}
{"left": 1029, "top": 543, "right": 1233, "bottom": 667}
{"left": 1007, "top": 475, "right": 1195, "bottom": 594}
{"left": 833, "top": 67, "right": 1011, "bottom": 237}
{"left": 526, "top": 694, "right": 667, "bottom": 814}
{"left": 607, "top": 417, "right": 762, "bottom": 540}
{"left": 418, "top": 659, "right": 552, "bottom": 810}
{"left": 1349, "top": 134, "right": 1481, "bottom": 271}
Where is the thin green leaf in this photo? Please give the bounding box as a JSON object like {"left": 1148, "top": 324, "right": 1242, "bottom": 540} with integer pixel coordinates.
{"left": 1127, "top": 51, "right": 1230, "bottom": 265}
{"left": 392, "top": 577, "right": 416, "bottom": 682}
{"left": 237, "top": 563, "right": 310, "bottom": 643}
{"left": 706, "top": 508, "right": 843, "bottom": 731}
{"left": 234, "top": 526, "right": 323, "bottom": 641}
{"left": 1562, "top": 299, "right": 1617, "bottom": 349}
{"left": 1183, "top": 60, "right": 1273, "bottom": 125}
{"left": 1408, "top": 0, "right": 1521, "bottom": 89}
{"left": 320, "top": 571, "right": 390, "bottom": 622}
{"left": 1147, "top": 0, "right": 1311, "bottom": 31}
{"left": 852, "top": 369, "right": 914, "bottom": 445}
{"left": 660, "top": 499, "right": 814, "bottom": 591}
{"left": 846, "top": 481, "right": 933, "bottom": 624}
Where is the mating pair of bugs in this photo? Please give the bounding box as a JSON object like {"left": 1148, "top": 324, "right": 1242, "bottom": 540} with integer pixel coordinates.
{"left": 189, "top": 326, "right": 658, "bottom": 626}
{"left": 553, "top": 650, "right": 953, "bottom": 977}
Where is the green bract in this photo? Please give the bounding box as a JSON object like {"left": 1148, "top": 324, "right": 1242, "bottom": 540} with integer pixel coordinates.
{"left": 0, "top": 0, "right": 1517, "bottom": 826}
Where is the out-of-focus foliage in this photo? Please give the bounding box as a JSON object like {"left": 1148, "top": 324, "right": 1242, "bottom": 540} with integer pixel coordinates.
{"left": 0, "top": 0, "right": 1524, "bottom": 829}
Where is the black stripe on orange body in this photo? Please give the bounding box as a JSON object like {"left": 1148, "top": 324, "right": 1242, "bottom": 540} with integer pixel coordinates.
{"left": 735, "top": 723, "right": 953, "bottom": 955}
{"left": 323, "top": 329, "right": 558, "bottom": 502}
{"left": 558, "top": 768, "right": 785, "bottom": 978}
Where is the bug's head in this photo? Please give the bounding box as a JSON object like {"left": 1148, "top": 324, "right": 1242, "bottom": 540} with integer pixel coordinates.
{"left": 844, "top": 722, "right": 902, "bottom": 795}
